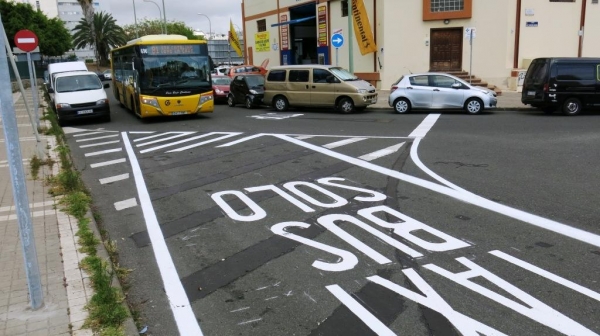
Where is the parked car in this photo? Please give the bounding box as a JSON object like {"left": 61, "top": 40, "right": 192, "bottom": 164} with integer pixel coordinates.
{"left": 263, "top": 65, "right": 377, "bottom": 114}
{"left": 227, "top": 74, "right": 265, "bottom": 109}
{"left": 388, "top": 73, "right": 497, "bottom": 114}
{"left": 212, "top": 75, "right": 232, "bottom": 103}
{"left": 226, "top": 65, "right": 267, "bottom": 78}
{"left": 521, "top": 57, "right": 600, "bottom": 115}
{"left": 102, "top": 69, "right": 112, "bottom": 80}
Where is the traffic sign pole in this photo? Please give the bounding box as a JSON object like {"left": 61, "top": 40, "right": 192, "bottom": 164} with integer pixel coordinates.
{"left": 469, "top": 31, "right": 473, "bottom": 84}
{"left": 26, "top": 52, "right": 39, "bottom": 129}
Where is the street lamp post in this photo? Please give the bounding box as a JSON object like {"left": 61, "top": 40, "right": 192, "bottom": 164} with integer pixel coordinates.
{"left": 132, "top": 0, "right": 139, "bottom": 38}
{"left": 143, "top": 0, "right": 165, "bottom": 34}
{"left": 196, "top": 13, "right": 212, "bottom": 40}
{"left": 161, "top": 0, "right": 168, "bottom": 34}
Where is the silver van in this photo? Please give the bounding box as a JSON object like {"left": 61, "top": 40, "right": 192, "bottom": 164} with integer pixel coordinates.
{"left": 263, "top": 65, "right": 377, "bottom": 113}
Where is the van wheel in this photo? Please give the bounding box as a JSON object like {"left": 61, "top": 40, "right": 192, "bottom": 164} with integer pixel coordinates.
{"left": 394, "top": 98, "right": 411, "bottom": 114}
{"left": 245, "top": 97, "right": 253, "bottom": 109}
{"left": 465, "top": 98, "right": 483, "bottom": 114}
{"left": 338, "top": 97, "right": 355, "bottom": 114}
{"left": 227, "top": 94, "right": 236, "bottom": 107}
{"left": 273, "top": 96, "right": 289, "bottom": 112}
{"left": 562, "top": 98, "right": 582, "bottom": 116}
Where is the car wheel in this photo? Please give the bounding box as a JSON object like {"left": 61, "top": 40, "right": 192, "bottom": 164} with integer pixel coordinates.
{"left": 227, "top": 94, "right": 236, "bottom": 107}
{"left": 245, "top": 97, "right": 253, "bottom": 109}
{"left": 465, "top": 98, "right": 483, "bottom": 114}
{"left": 562, "top": 98, "right": 582, "bottom": 116}
{"left": 338, "top": 97, "right": 355, "bottom": 114}
{"left": 273, "top": 96, "right": 289, "bottom": 112}
{"left": 394, "top": 98, "right": 411, "bottom": 114}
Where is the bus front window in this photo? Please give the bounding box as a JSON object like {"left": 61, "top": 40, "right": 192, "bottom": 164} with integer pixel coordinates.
{"left": 140, "top": 55, "right": 210, "bottom": 89}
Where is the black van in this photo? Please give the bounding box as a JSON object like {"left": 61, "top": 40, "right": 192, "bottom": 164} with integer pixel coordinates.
{"left": 521, "top": 58, "right": 600, "bottom": 115}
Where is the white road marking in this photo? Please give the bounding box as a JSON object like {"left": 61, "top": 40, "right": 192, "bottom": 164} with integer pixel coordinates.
{"left": 230, "top": 307, "right": 249, "bottom": 313}
{"left": 84, "top": 148, "right": 122, "bottom": 157}
{"left": 136, "top": 132, "right": 195, "bottom": 147}
{"left": 238, "top": 318, "right": 262, "bottom": 325}
{"left": 359, "top": 142, "right": 405, "bottom": 161}
{"left": 139, "top": 132, "right": 215, "bottom": 153}
{"left": 326, "top": 285, "right": 396, "bottom": 336}
{"left": 272, "top": 134, "right": 600, "bottom": 248}
{"left": 285, "top": 134, "right": 409, "bottom": 139}
{"left": 99, "top": 173, "right": 130, "bottom": 185}
{"left": 129, "top": 131, "right": 156, "bottom": 134}
{"left": 409, "top": 114, "right": 441, "bottom": 138}
{"left": 323, "top": 137, "right": 366, "bottom": 149}
{"left": 134, "top": 131, "right": 185, "bottom": 142}
{"left": 73, "top": 130, "right": 117, "bottom": 137}
{"left": 0, "top": 200, "right": 54, "bottom": 213}
{"left": 76, "top": 134, "right": 119, "bottom": 142}
{"left": 79, "top": 140, "right": 121, "bottom": 148}
{"left": 122, "top": 132, "right": 204, "bottom": 336}
{"left": 216, "top": 134, "right": 263, "bottom": 148}
{"left": 114, "top": 198, "right": 138, "bottom": 211}
{"left": 410, "top": 138, "right": 468, "bottom": 193}
{"left": 166, "top": 133, "right": 242, "bottom": 153}
{"left": 295, "top": 135, "right": 314, "bottom": 140}
{"left": 490, "top": 250, "right": 600, "bottom": 302}
{"left": 90, "top": 158, "right": 126, "bottom": 168}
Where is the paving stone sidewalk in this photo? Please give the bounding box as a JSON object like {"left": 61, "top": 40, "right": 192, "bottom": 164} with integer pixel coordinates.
{"left": 0, "top": 88, "right": 94, "bottom": 336}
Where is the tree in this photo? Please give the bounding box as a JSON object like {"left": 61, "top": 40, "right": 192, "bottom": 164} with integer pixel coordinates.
{"left": 72, "top": 12, "right": 126, "bottom": 66}
{"left": 122, "top": 19, "right": 203, "bottom": 42}
{"left": 0, "top": 1, "right": 72, "bottom": 56}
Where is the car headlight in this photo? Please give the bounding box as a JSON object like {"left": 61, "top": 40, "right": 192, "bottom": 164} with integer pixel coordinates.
{"left": 215, "top": 89, "right": 223, "bottom": 94}
{"left": 96, "top": 99, "right": 108, "bottom": 105}
{"left": 249, "top": 89, "right": 259, "bottom": 95}
{"left": 199, "top": 95, "right": 213, "bottom": 104}
{"left": 356, "top": 89, "right": 367, "bottom": 94}
{"left": 56, "top": 103, "right": 70, "bottom": 109}
{"left": 141, "top": 97, "right": 159, "bottom": 108}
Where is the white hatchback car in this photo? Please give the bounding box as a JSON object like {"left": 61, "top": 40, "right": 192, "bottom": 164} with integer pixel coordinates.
{"left": 388, "top": 73, "right": 497, "bottom": 114}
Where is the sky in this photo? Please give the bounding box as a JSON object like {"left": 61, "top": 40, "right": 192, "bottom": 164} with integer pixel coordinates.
{"left": 108, "top": 0, "right": 244, "bottom": 36}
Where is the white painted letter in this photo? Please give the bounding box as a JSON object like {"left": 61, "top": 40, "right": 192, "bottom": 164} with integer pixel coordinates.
{"left": 317, "top": 214, "right": 423, "bottom": 260}
{"left": 271, "top": 222, "right": 358, "bottom": 272}
{"left": 211, "top": 190, "right": 266, "bottom": 222}
{"left": 424, "top": 258, "right": 598, "bottom": 336}
{"left": 317, "top": 177, "right": 387, "bottom": 202}
{"left": 368, "top": 270, "right": 507, "bottom": 336}
{"left": 245, "top": 184, "right": 315, "bottom": 213}
{"left": 283, "top": 181, "right": 348, "bottom": 208}
{"left": 358, "top": 205, "right": 470, "bottom": 252}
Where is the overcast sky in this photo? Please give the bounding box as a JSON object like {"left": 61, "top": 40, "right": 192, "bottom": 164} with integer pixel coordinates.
{"left": 108, "top": 0, "right": 244, "bottom": 35}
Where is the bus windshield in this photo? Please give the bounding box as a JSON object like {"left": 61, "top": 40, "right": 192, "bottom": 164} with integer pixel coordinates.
{"left": 139, "top": 55, "right": 210, "bottom": 89}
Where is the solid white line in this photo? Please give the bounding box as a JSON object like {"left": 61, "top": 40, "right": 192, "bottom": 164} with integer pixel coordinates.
{"left": 238, "top": 318, "right": 262, "bottom": 325}
{"left": 76, "top": 134, "right": 119, "bottom": 142}
{"left": 122, "top": 132, "right": 203, "bottom": 336}
{"left": 0, "top": 200, "right": 54, "bottom": 213}
{"left": 285, "top": 134, "right": 410, "bottom": 139}
{"left": 323, "top": 137, "right": 366, "bottom": 149}
{"left": 216, "top": 134, "right": 263, "bottom": 148}
{"left": 79, "top": 140, "right": 121, "bottom": 148}
{"left": 84, "top": 148, "right": 122, "bottom": 157}
{"left": 273, "top": 134, "right": 600, "bottom": 248}
{"left": 114, "top": 198, "right": 138, "bottom": 211}
{"left": 326, "top": 285, "right": 396, "bottom": 336}
{"left": 166, "top": 133, "right": 242, "bottom": 152}
{"left": 134, "top": 132, "right": 182, "bottom": 142}
{"left": 489, "top": 250, "right": 600, "bottom": 302}
{"left": 295, "top": 135, "right": 314, "bottom": 140}
{"left": 410, "top": 138, "right": 469, "bottom": 193}
{"left": 90, "top": 158, "right": 126, "bottom": 168}
{"left": 136, "top": 132, "right": 194, "bottom": 147}
{"left": 73, "top": 131, "right": 110, "bottom": 137}
{"left": 139, "top": 133, "right": 215, "bottom": 153}
{"left": 99, "top": 173, "right": 129, "bottom": 185}
{"left": 359, "top": 142, "right": 406, "bottom": 161}
{"left": 129, "top": 131, "right": 156, "bottom": 134}
{"left": 409, "top": 114, "right": 441, "bottom": 138}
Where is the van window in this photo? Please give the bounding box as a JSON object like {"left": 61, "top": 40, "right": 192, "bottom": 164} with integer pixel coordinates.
{"left": 597, "top": 65, "right": 600, "bottom": 81}
{"left": 524, "top": 60, "right": 548, "bottom": 86}
{"left": 289, "top": 70, "right": 309, "bottom": 82}
{"left": 267, "top": 70, "right": 286, "bottom": 82}
{"left": 55, "top": 74, "right": 102, "bottom": 93}
{"left": 313, "top": 69, "right": 331, "bottom": 83}
{"left": 556, "top": 64, "right": 595, "bottom": 81}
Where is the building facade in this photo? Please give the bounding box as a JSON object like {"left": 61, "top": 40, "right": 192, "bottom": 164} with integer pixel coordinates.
{"left": 241, "top": 0, "right": 600, "bottom": 89}
{"left": 57, "top": 0, "right": 112, "bottom": 59}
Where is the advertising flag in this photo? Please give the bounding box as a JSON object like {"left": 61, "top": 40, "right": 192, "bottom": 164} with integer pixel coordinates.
{"left": 229, "top": 20, "right": 243, "bottom": 57}
{"left": 351, "top": 0, "right": 377, "bottom": 55}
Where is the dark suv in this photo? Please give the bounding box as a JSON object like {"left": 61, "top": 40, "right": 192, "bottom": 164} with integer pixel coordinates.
{"left": 521, "top": 58, "right": 600, "bottom": 115}
{"left": 227, "top": 74, "right": 265, "bottom": 109}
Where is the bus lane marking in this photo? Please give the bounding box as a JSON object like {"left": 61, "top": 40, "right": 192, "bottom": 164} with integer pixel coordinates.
{"left": 323, "top": 137, "right": 367, "bottom": 149}
{"left": 79, "top": 140, "right": 121, "bottom": 148}
{"left": 166, "top": 133, "right": 242, "bottom": 152}
{"left": 136, "top": 132, "right": 195, "bottom": 147}
{"left": 358, "top": 142, "right": 405, "bottom": 162}
{"left": 84, "top": 148, "right": 123, "bottom": 157}
{"left": 99, "top": 173, "right": 129, "bottom": 185}
{"left": 90, "top": 158, "right": 126, "bottom": 168}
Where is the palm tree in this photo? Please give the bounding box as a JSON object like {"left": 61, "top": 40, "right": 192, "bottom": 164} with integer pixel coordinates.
{"left": 72, "top": 12, "right": 127, "bottom": 66}
{"left": 77, "top": 0, "right": 95, "bottom": 60}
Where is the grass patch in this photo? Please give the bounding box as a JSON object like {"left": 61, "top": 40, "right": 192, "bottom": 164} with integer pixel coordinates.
{"left": 30, "top": 155, "right": 42, "bottom": 180}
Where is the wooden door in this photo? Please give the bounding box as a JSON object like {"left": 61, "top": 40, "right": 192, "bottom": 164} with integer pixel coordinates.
{"left": 430, "top": 28, "right": 463, "bottom": 71}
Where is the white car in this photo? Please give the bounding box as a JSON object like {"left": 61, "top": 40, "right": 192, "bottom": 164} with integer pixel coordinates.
{"left": 102, "top": 69, "right": 112, "bottom": 80}
{"left": 388, "top": 73, "right": 497, "bottom": 114}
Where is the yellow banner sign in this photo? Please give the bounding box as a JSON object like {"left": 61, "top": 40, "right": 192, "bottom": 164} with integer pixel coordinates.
{"left": 255, "top": 31, "right": 270, "bottom": 52}
{"left": 229, "top": 20, "right": 243, "bottom": 57}
{"left": 351, "top": 0, "right": 377, "bottom": 55}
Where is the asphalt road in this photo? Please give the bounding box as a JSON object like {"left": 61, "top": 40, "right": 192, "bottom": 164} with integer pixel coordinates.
{"left": 64, "top": 89, "right": 600, "bottom": 336}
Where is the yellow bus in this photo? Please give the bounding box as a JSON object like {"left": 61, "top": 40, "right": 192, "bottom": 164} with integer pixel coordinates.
{"left": 110, "top": 35, "right": 214, "bottom": 118}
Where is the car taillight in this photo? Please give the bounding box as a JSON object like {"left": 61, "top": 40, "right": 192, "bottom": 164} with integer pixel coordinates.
{"left": 543, "top": 83, "right": 549, "bottom": 93}
{"left": 390, "top": 85, "right": 398, "bottom": 93}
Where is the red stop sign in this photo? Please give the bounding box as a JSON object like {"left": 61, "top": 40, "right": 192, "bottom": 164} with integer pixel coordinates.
{"left": 14, "top": 29, "right": 39, "bottom": 52}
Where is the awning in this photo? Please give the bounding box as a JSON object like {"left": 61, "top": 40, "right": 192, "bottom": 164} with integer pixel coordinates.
{"left": 271, "top": 16, "right": 316, "bottom": 27}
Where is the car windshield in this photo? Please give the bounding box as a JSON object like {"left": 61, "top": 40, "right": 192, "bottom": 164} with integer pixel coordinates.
{"left": 103, "top": 70, "right": 111, "bottom": 74}
{"left": 212, "top": 77, "right": 232, "bottom": 85}
{"left": 330, "top": 67, "right": 358, "bottom": 81}
{"left": 245, "top": 76, "right": 264, "bottom": 87}
{"left": 139, "top": 55, "right": 211, "bottom": 89}
{"left": 55, "top": 74, "right": 102, "bottom": 93}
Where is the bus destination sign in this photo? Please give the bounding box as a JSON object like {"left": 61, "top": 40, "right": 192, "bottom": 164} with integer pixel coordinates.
{"left": 142, "top": 44, "right": 201, "bottom": 56}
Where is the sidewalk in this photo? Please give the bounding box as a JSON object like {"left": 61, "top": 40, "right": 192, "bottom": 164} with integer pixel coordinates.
{"left": 371, "top": 89, "right": 532, "bottom": 111}
{"left": 0, "top": 89, "right": 94, "bottom": 335}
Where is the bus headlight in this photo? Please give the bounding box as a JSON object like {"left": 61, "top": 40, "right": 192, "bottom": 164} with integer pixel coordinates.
{"left": 141, "top": 97, "right": 160, "bottom": 108}
{"left": 199, "top": 95, "right": 213, "bottom": 105}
